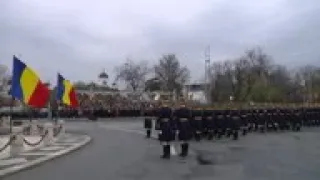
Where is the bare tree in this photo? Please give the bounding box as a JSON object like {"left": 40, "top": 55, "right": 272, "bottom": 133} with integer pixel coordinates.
{"left": 154, "top": 54, "right": 190, "bottom": 97}
{"left": 240, "top": 48, "right": 272, "bottom": 101}
{"left": 115, "top": 59, "right": 150, "bottom": 92}
{"left": 295, "top": 65, "right": 320, "bottom": 102}
{"left": 0, "top": 64, "right": 8, "bottom": 91}
{"left": 209, "top": 47, "right": 277, "bottom": 103}
{"left": 144, "top": 77, "right": 162, "bottom": 92}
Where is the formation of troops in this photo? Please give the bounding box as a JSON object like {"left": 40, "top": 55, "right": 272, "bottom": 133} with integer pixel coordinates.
{"left": 144, "top": 102, "right": 320, "bottom": 159}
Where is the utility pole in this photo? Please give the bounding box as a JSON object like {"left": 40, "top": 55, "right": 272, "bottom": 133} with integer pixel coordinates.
{"left": 205, "top": 45, "right": 211, "bottom": 104}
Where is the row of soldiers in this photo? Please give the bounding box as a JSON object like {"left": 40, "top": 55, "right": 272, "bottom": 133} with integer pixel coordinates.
{"left": 144, "top": 103, "right": 320, "bottom": 159}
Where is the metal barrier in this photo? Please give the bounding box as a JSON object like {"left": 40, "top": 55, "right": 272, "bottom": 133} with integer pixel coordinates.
{"left": 22, "top": 130, "right": 48, "bottom": 147}
{"left": 0, "top": 135, "right": 15, "bottom": 152}
{"left": 53, "top": 125, "right": 62, "bottom": 137}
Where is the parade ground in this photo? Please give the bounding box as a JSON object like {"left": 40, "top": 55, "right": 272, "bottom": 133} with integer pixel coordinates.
{"left": 3, "top": 118, "right": 320, "bottom": 180}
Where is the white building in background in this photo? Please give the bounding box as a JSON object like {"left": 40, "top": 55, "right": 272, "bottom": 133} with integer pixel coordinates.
{"left": 184, "top": 83, "right": 208, "bottom": 104}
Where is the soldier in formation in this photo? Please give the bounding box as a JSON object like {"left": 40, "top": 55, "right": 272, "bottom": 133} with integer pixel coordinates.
{"left": 155, "top": 102, "right": 175, "bottom": 159}
{"left": 174, "top": 101, "right": 192, "bottom": 157}
{"left": 147, "top": 104, "right": 320, "bottom": 159}
{"left": 143, "top": 105, "right": 154, "bottom": 138}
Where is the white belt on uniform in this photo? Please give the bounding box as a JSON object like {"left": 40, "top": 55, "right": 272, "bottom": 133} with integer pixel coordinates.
{"left": 179, "top": 118, "right": 188, "bottom": 122}
{"left": 194, "top": 117, "right": 202, "bottom": 121}
{"left": 161, "top": 118, "right": 169, "bottom": 122}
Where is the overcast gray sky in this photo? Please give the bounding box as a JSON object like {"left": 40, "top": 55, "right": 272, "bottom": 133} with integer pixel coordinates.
{"left": 1, "top": 0, "right": 320, "bottom": 85}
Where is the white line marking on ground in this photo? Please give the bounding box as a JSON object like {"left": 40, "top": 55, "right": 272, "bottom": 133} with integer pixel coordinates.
{"left": 100, "top": 125, "right": 146, "bottom": 135}
{"left": 20, "top": 152, "right": 52, "bottom": 156}
{"left": 0, "top": 158, "right": 27, "bottom": 166}
{"left": 100, "top": 124, "right": 179, "bottom": 155}
{"left": 58, "top": 138, "right": 81, "bottom": 143}
{"left": 40, "top": 146, "right": 65, "bottom": 151}
{"left": 0, "top": 135, "right": 91, "bottom": 178}
{"left": 52, "top": 143, "right": 73, "bottom": 146}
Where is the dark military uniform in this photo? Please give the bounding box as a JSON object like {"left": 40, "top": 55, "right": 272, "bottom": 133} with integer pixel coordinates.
{"left": 277, "top": 109, "right": 286, "bottom": 131}
{"left": 240, "top": 110, "right": 249, "bottom": 136}
{"left": 201, "top": 109, "right": 210, "bottom": 138}
{"left": 257, "top": 110, "right": 266, "bottom": 133}
{"left": 174, "top": 105, "right": 192, "bottom": 157}
{"left": 252, "top": 109, "right": 260, "bottom": 132}
{"left": 315, "top": 108, "right": 320, "bottom": 126}
{"left": 144, "top": 108, "right": 154, "bottom": 138}
{"left": 225, "top": 110, "right": 233, "bottom": 138}
{"left": 191, "top": 109, "right": 203, "bottom": 141}
{"left": 284, "top": 109, "right": 292, "bottom": 130}
{"left": 266, "top": 109, "right": 274, "bottom": 132}
{"left": 203, "top": 109, "right": 215, "bottom": 140}
{"left": 269, "top": 109, "right": 279, "bottom": 131}
{"left": 156, "top": 105, "right": 175, "bottom": 159}
{"left": 230, "top": 110, "right": 241, "bottom": 140}
{"left": 216, "top": 110, "right": 225, "bottom": 139}
{"left": 290, "top": 109, "right": 301, "bottom": 131}
{"left": 247, "top": 109, "right": 256, "bottom": 132}
{"left": 301, "top": 108, "right": 309, "bottom": 127}
{"left": 311, "top": 109, "right": 319, "bottom": 126}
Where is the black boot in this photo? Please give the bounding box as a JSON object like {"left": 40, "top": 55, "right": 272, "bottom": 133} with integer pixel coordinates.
{"left": 296, "top": 125, "right": 301, "bottom": 131}
{"left": 179, "top": 143, "right": 189, "bottom": 157}
{"left": 195, "top": 133, "right": 201, "bottom": 142}
{"left": 226, "top": 130, "right": 231, "bottom": 138}
{"left": 217, "top": 131, "right": 222, "bottom": 139}
{"left": 146, "top": 130, "right": 151, "bottom": 138}
{"left": 242, "top": 128, "right": 247, "bottom": 136}
{"left": 233, "top": 131, "right": 239, "bottom": 140}
{"left": 166, "top": 145, "right": 171, "bottom": 159}
{"left": 161, "top": 145, "right": 166, "bottom": 159}
{"left": 179, "top": 144, "right": 185, "bottom": 157}
{"left": 161, "top": 145, "right": 170, "bottom": 159}
{"left": 207, "top": 132, "right": 213, "bottom": 140}
{"left": 184, "top": 143, "right": 189, "bottom": 157}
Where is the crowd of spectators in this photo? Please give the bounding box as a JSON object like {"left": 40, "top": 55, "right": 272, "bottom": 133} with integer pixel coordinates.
{"left": 0, "top": 92, "right": 159, "bottom": 118}
{"left": 76, "top": 92, "right": 158, "bottom": 111}
{"left": 0, "top": 92, "right": 158, "bottom": 110}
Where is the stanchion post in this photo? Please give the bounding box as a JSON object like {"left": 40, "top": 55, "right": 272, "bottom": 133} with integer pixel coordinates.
{"left": 9, "top": 96, "right": 14, "bottom": 134}
{"left": 56, "top": 101, "right": 60, "bottom": 124}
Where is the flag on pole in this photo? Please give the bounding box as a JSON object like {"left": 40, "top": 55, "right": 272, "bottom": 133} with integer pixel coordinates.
{"left": 56, "top": 73, "right": 78, "bottom": 108}
{"left": 10, "top": 56, "right": 50, "bottom": 108}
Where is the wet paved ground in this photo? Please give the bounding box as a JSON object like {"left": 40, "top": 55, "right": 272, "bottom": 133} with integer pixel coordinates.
{"left": 4, "top": 117, "right": 320, "bottom": 180}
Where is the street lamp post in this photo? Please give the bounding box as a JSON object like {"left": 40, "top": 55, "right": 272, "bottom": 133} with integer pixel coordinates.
{"left": 205, "top": 45, "right": 211, "bottom": 104}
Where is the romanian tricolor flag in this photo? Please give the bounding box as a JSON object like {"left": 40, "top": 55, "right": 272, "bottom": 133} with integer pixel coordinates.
{"left": 10, "top": 56, "right": 50, "bottom": 108}
{"left": 56, "top": 73, "right": 78, "bottom": 108}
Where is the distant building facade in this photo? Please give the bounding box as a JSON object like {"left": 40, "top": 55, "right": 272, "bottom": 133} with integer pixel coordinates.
{"left": 183, "top": 83, "right": 208, "bottom": 104}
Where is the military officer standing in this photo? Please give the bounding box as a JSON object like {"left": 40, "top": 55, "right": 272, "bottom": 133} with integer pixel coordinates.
{"left": 156, "top": 102, "right": 175, "bottom": 159}
{"left": 174, "top": 101, "right": 192, "bottom": 158}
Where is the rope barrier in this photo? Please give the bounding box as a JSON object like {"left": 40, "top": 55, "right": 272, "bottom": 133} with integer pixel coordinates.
{"left": 0, "top": 135, "right": 15, "bottom": 152}
{"left": 53, "top": 125, "right": 62, "bottom": 137}
{"left": 22, "top": 130, "right": 48, "bottom": 147}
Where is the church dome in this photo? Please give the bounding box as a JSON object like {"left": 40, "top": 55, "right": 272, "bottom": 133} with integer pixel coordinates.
{"left": 99, "top": 71, "right": 108, "bottom": 79}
